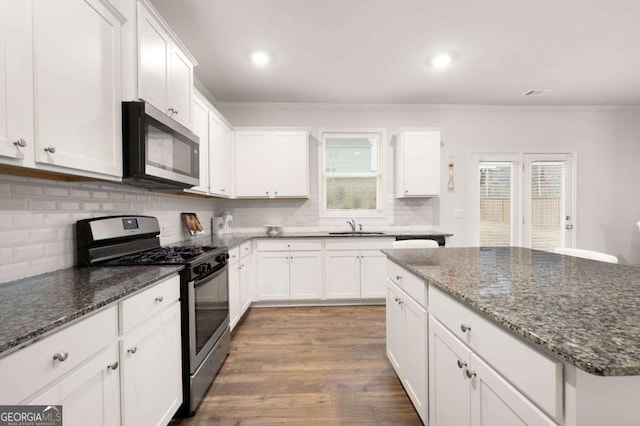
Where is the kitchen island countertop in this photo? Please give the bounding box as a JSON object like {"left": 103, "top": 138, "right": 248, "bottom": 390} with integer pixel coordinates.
{"left": 383, "top": 246, "right": 640, "bottom": 376}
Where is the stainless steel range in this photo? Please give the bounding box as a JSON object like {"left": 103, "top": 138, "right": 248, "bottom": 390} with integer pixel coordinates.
{"left": 76, "top": 215, "right": 230, "bottom": 417}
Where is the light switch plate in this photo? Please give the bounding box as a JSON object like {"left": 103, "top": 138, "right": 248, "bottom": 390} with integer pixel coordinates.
{"left": 453, "top": 209, "right": 463, "bottom": 219}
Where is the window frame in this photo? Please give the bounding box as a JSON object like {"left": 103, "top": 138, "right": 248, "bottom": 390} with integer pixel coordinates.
{"left": 319, "top": 129, "right": 386, "bottom": 218}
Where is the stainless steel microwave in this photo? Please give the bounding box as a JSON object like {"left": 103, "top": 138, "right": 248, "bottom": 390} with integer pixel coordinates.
{"left": 122, "top": 101, "right": 200, "bottom": 189}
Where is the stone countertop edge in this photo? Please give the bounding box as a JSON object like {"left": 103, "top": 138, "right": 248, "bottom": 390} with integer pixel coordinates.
{"left": 182, "top": 230, "right": 454, "bottom": 250}
{"left": 0, "top": 265, "right": 184, "bottom": 358}
{"left": 382, "top": 248, "right": 640, "bottom": 377}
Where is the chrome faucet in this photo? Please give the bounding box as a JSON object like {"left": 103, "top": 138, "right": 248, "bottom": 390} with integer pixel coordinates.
{"left": 347, "top": 218, "right": 356, "bottom": 231}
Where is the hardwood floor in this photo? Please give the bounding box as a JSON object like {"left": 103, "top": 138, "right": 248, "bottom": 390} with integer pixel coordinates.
{"left": 172, "top": 306, "right": 422, "bottom": 425}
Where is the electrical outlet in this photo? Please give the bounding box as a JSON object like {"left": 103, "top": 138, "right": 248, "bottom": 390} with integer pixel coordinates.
{"left": 453, "top": 209, "right": 463, "bottom": 219}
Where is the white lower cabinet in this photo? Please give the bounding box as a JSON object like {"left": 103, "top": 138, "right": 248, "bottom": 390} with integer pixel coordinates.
{"left": 229, "top": 244, "right": 253, "bottom": 330}
{"left": 120, "top": 303, "right": 182, "bottom": 426}
{"left": 256, "top": 250, "right": 322, "bottom": 300}
{"left": 325, "top": 238, "right": 394, "bottom": 299}
{"left": 255, "top": 240, "right": 322, "bottom": 301}
{"left": 386, "top": 281, "right": 427, "bottom": 423}
{"left": 429, "top": 317, "right": 556, "bottom": 426}
{"left": 27, "top": 346, "right": 121, "bottom": 426}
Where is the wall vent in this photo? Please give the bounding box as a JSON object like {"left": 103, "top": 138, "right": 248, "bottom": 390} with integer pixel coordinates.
{"left": 522, "top": 89, "right": 547, "bottom": 96}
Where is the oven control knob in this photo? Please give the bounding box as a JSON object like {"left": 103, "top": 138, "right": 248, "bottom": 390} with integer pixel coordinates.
{"left": 215, "top": 253, "right": 229, "bottom": 263}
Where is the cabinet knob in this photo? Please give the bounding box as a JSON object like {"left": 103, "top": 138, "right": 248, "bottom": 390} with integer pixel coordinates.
{"left": 127, "top": 347, "right": 137, "bottom": 354}
{"left": 460, "top": 324, "right": 471, "bottom": 333}
{"left": 456, "top": 359, "right": 467, "bottom": 369}
{"left": 155, "top": 296, "right": 164, "bottom": 302}
{"left": 405, "top": 189, "right": 409, "bottom": 194}
{"left": 44, "top": 146, "right": 56, "bottom": 154}
{"left": 396, "top": 275, "right": 402, "bottom": 281}
{"left": 168, "top": 107, "right": 176, "bottom": 114}
{"left": 107, "top": 361, "right": 119, "bottom": 371}
{"left": 53, "top": 352, "right": 69, "bottom": 362}
{"left": 266, "top": 191, "right": 269, "bottom": 196}
{"left": 465, "top": 368, "right": 477, "bottom": 379}
{"left": 13, "top": 138, "right": 27, "bottom": 148}
{"left": 275, "top": 191, "right": 278, "bottom": 196}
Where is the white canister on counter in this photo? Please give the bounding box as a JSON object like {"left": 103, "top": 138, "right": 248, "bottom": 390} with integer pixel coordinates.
{"left": 223, "top": 211, "right": 233, "bottom": 234}
{"left": 212, "top": 217, "right": 224, "bottom": 235}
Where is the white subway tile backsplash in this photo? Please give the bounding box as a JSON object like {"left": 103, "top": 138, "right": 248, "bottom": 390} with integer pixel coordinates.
{"left": 14, "top": 213, "right": 45, "bottom": 228}
{"left": 92, "top": 191, "right": 109, "bottom": 199}
{"left": 0, "top": 174, "right": 217, "bottom": 283}
{"left": 30, "top": 228, "right": 59, "bottom": 243}
{"left": 44, "top": 186, "right": 70, "bottom": 198}
{"left": 0, "top": 197, "right": 28, "bottom": 210}
{"left": 14, "top": 244, "right": 46, "bottom": 262}
{"left": 29, "top": 199, "right": 57, "bottom": 211}
{"left": 0, "top": 230, "right": 29, "bottom": 246}
{"left": 59, "top": 201, "right": 81, "bottom": 211}
{"left": 13, "top": 184, "right": 44, "bottom": 197}
{"left": 0, "top": 214, "right": 13, "bottom": 230}
{"left": 70, "top": 189, "right": 91, "bottom": 199}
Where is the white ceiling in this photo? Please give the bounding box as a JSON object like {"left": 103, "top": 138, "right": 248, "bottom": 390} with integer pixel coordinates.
{"left": 150, "top": 0, "right": 640, "bottom": 105}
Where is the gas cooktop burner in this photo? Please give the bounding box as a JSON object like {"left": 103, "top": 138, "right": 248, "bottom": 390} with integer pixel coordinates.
{"left": 110, "top": 245, "right": 220, "bottom": 265}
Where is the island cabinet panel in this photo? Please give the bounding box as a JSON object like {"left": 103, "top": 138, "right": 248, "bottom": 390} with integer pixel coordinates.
{"left": 429, "top": 286, "right": 563, "bottom": 422}
{"left": 429, "top": 317, "right": 555, "bottom": 426}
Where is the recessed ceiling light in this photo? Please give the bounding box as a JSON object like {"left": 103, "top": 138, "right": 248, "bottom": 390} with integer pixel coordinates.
{"left": 251, "top": 51, "right": 271, "bottom": 66}
{"left": 430, "top": 53, "right": 453, "bottom": 70}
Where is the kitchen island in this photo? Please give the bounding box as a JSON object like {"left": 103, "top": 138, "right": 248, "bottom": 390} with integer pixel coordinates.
{"left": 383, "top": 246, "right": 640, "bottom": 426}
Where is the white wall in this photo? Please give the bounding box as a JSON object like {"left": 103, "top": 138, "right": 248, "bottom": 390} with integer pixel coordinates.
{"left": 0, "top": 174, "right": 216, "bottom": 284}
{"left": 218, "top": 103, "right": 640, "bottom": 264}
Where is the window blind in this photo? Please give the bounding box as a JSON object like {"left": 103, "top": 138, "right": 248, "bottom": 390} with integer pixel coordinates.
{"left": 530, "top": 162, "right": 564, "bottom": 250}
{"left": 479, "top": 162, "right": 512, "bottom": 246}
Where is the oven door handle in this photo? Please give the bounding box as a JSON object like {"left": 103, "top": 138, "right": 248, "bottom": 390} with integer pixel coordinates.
{"left": 192, "top": 264, "right": 227, "bottom": 289}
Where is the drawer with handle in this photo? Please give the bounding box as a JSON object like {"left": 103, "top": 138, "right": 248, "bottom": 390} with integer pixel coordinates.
{"left": 429, "top": 285, "right": 563, "bottom": 421}
{"left": 119, "top": 274, "right": 180, "bottom": 334}
{"left": 386, "top": 259, "right": 427, "bottom": 308}
{"left": 256, "top": 239, "right": 321, "bottom": 252}
{"left": 0, "top": 305, "right": 118, "bottom": 404}
{"left": 240, "top": 242, "right": 251, "bottom": 259}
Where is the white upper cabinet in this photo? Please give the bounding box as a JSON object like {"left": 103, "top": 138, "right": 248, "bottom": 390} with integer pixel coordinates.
{"left": 0, "top": 0, "right": 125, "bottom": 179}
{"left": 137, "top": 0, "right": 195, "bottom": 129}
{"left": 209, "top": 113, "right": 233, "bottom": 197}
{"left": 234, "top": 130, "right": 309, "bottom": 198}
{"left": 189, "top": 93, "right": 209, "bottom": 193}
{"left": 395, "top": 130, "right": 441, "bottom": 198}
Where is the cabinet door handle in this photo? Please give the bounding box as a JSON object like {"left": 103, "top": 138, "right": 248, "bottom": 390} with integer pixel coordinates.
{"left": 13, "top": 138, "right": 27, "bottom": 148}
{"left": 465, "top": 368, "right": 477, "bottom": 379}
{"left": 456, "top": 360, "right": 467, "bottom": 369}
{"left": 44, "top": 146, "right": 56, "bottom": 154}
{"left": 460, "top": 324, "right": 471, "bottom": 333}
{"left": 53, "top": 352, "right": 68, "bottom": 362}
{"left": 220, "top": 189, "right": 226, "bottom": 192}
{"left": 127, "top": 347, "right": 137, "bottom": 354}
{"left": 107, "top": 361, "right": 119, "bottom": 371}
{"left": 155, "top": 296, "right": 164, "bottom": 302}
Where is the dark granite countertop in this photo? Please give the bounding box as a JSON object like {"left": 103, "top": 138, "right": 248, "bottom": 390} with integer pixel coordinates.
{"left": 178, "top": 230, "right": 453, "bottom": 249}
{"left": 0, "top": 265, "right": 183, "bottom": 357}
{"left": 382, "top": 247, "right": 640, "bottom": 376}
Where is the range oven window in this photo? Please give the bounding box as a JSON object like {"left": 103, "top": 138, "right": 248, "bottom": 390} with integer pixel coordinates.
{"left": 145, "top": 119, "right": 198, "bottom": 178}
{"left": 194, "top": 268, "right": 229, "bottom": 354}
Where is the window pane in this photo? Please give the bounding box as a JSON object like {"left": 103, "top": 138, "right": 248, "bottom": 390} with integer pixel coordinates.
{"left": 530, "top": 162, "right": 564, "bottom": 250}
{"left": 326, "top": 177, "right": 377, "bottom": 210}
{"left": 479, "top": 163, "right": 512, "bottom": 246}
{"left": 325, "top": 136, "right": 378, "bottom": 173}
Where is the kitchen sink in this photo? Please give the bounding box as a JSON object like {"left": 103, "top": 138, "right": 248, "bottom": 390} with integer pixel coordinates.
{"left": 328, "top": 231, "right": 386, "bottom": 235}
